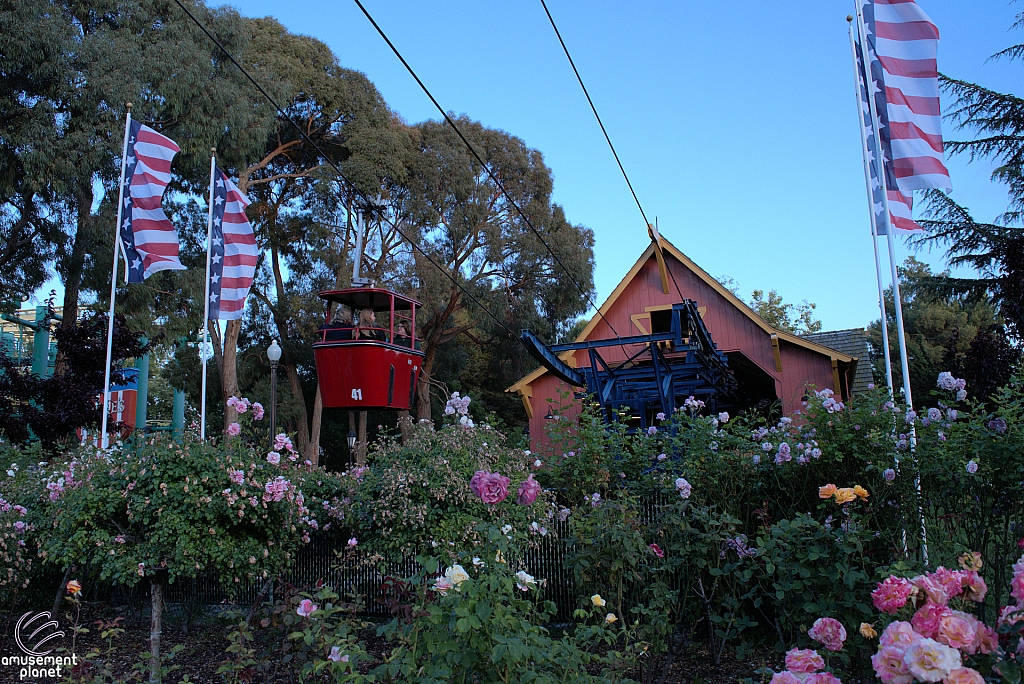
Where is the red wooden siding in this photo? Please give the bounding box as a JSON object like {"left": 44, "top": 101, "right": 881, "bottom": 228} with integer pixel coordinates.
{"left": 518, "top": 251, "right": 846, "bottom": 453}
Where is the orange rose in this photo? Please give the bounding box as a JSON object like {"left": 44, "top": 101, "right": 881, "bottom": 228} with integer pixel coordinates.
{"left": 66, "top": 579, "right": 82, "bottom": 595}
{"left": 819, "top": 484, "right": 837, "bottom": 499}
{"left": 860, "top": 622, "right": 877, "bottom": 639}
{"left": 853, "top": 485, "right": 869, "bottom": 500}
{"left": 834, "top": 487, "right": 857, "bottom": 505}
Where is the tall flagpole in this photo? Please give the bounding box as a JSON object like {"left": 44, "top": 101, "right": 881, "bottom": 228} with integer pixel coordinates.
{"left": 854, "top": 6, "right": 914, "bottom": 410}
{"left": 855, "top": 3, "right": 928, "bottom": 565}
{"left": 847, "top": 19, "right": 894, "bottom": 393}
{"left": 100, "top": 103, "right": 134, "bottom": 450}
{"left": 201, "top": 148, "right": 216, "bottom": 441}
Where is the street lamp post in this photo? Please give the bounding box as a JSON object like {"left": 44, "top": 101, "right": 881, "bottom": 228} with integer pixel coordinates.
{"left": 267, "top": 339, "right": 282, "bottom": 445}
{"left": 346, "top": 430, "right": 357, "bottom": 467}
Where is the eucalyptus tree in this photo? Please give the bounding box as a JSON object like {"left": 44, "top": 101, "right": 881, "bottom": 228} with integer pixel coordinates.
{"left": 390, "top": 117, "right": 595, "bottom": 421}
{"left": 227, "top": 17, "right": 407, "bottom": 452}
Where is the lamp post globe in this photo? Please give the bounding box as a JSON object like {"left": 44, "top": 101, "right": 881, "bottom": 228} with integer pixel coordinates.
{"left": 267, "top": 339, "right": 282, "bottom": 446}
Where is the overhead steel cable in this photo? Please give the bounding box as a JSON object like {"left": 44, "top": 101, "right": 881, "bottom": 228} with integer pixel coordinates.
{"left": 538, "top": 0, "right": 692, "bottom": 309}
{"left": 171, "top": 0, "right": 521, "bottom": 341}
{"left": 349, "top": 0, "right": 625, "bottom": 341}
{"left": 538, "top": 0, "right": 650, "bottom": 229}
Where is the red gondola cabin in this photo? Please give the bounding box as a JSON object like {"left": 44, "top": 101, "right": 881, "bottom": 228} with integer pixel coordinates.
{"left": 313, "top": 288, "right": 423, "bottom": 411}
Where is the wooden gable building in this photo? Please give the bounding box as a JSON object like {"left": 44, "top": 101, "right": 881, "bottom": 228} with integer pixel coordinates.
{"left": 507, "top": 237, "right": 859, "bottom": 451}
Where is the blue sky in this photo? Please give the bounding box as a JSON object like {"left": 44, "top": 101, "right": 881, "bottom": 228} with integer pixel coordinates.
{"left": 37, "top": 1, "right": 1022, "bottom": 332}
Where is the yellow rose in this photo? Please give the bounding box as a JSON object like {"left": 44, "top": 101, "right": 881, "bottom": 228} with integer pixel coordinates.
{"left": 853, "top": 485, "right": 869, "bottom": 500}
{"left": 818, "top": 484, "right": 837, "bottom": 499}
{"left": 591, "top": 594, "right": 606, "bottom": 607}
{"left": 66, "top": 579, "right": 83, "bottom": 596}
{"left": 605, "top": 613, "right": 618, "bottom": 624}
{"left": 834, "top": 487, "right": 857, "bottom": 505}
{"left": 859, "top": 622, "right": 877, "bottom": 639}
{"left": 958, "top": 551, "right": 983, "bottom": 572}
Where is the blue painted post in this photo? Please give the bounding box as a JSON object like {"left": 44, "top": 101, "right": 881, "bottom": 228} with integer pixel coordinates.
{"left": 31, "top": 307, "right": 49, "bottom": 377}
{"left": 136, "top": 338, "right": 150, "bottom": 431}
{"left": 172, "top": 388, "right": 185, "bottom": 442}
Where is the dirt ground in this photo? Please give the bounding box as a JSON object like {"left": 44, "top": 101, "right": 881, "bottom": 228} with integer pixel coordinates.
{"left": 0, "top": 602, "right": 779, "bottom": 684}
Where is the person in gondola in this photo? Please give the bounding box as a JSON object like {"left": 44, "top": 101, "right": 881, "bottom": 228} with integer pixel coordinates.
{"left": 320, "top": 306, "right": 354, "bottom": 341}
{"left": 393, "top": 322, "right": 412, "bottom": 347}
{"left": 354, "top": 309, "right": 386, "bottom": 342}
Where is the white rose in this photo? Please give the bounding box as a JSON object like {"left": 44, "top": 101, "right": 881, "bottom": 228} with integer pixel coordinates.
{"left": 445, "top": 564, "right": 470, "bottom": 587}
{"left": 903, "top": 637, "right": 961, "bottom": 682}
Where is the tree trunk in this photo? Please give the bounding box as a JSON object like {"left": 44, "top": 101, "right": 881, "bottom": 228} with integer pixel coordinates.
{"left": 308, "top": 385, "right": 323, "bottom": 465}
{"left": 356, "top": 410, "right": 367, "bottom": 465}
{"left": 415, "top": 340, "right": 439, "bottom": 422}
{"left": 54, "top": 187, "right": 93, "bottom": 377}
{"left": 397, "top": 410, "right": 413, "bottom": 443}
{"left": 149, "top": 574, "right": 164, "bottom": 683}
{"left": 221, "top": 319, "right": 242, "bottom": 431}
{"left": 348, "top": 411, "right": 356, "bottom": 467}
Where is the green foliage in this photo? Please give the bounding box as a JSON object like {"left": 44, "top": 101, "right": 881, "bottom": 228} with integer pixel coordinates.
{"left": 34, "top": 429, "right": 343, "bottom": 591}
{"left": 748, "top": 290, "right": 822, "bottom": 334}
{"left": 867, "top": 257, "right": 1007, "bottom": 402}
{"left": 342, "top": 416, "right": 555, "bottom": 559}
{"left": 373, "top": 527, "right": 641, "bottom": 684}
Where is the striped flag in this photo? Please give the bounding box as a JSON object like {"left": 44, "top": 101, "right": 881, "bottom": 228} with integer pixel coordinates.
{"left": 208, "top": 168, "right": 257, "bottom": 320}
{"left": 862, "top": 0, "right": 951, "bottom": 192}
{"left": 120, "top": 121, "right": 186, "bottom": 282}
{"left": 854, "top": 34, "right": 923, "bottom": 234}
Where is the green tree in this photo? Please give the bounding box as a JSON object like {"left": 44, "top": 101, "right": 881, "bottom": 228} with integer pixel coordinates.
{"left": 748, "top": 289, "right": 822, "bottom": 334}
{"left": 387, "top": 118, "right": 595, "bottom": 421}
{"left": 867, "top": 257, "right": 1002, "bottom": 402}
{"left": 916, "top": 9, "right": 1024, "bottom": 336}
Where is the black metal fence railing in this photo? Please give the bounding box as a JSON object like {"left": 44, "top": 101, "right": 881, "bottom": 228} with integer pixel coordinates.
{"left": 166, "top": 496, "right": 676, "bottom": 622}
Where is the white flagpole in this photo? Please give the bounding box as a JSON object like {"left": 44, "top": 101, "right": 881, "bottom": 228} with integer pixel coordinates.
{"left": 847, "top": 19, "right": 894, "bottom": 393}
{"left": 100, "top": 103, "right": 134, "bottom": 450}
{"left": 201, "top": 149, "right": 216, "bottom": 441}
{"left": 855, "top": 2, "right": 928, "bottom": 565}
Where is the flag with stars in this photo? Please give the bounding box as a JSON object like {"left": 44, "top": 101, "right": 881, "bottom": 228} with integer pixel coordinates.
{"left": 854, "top": 12, "right": 923, "bottom": 234}
{"left": 120, "top": 121, "right": 186, "bottom": 282}
{"left": 208, "top": 168, "right": 257, "bottom": 320}
{"left": 862, "top": 0, "right": 950, "bottom": 192}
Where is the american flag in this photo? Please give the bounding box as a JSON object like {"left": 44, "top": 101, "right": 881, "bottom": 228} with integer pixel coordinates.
{"left": 120, "top": 121, "right": 186, "bottom": 282}
{"left": 862, "top": 0, "right": 951, "bottom": 192}
{"left": 207, "top": 168, "right": 257, "bottom": 320}
{"left": 854, "top": 34, "right": 922, "bottom": 234}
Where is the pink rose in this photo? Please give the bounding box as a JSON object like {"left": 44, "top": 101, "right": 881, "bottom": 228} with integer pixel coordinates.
{"left": 471, "top": 471, "right": 510, "bottom": 505}
{"left": 296, "top": 598, "right": 317, "bottom": 617}
{"left": 808, "top": 617, "right": 847, "bottom": 651}
{"left": 944, "top": 668, "right": 985, "bottom": 684}
{"left": 227, "top": 422, "right": 241, "bottom": 437}
{"left": 960, "top": 571, "right": 987, "bottom": 602}
{"left": 936, "top": 612, "right": 976, "bottom": 651}
{"left": 785, "top": 648, "right": 824, "bottom": 673}
{"left": 913, "top": 573, "right": 950, "bottom": 606}
{"left": 252, "top": 403, "right": 264, "bottom": 420}
{"left": 649, "top": 543, "right": 664, "bottom": 559}
{"left": 912, "top": 602, "right": 952, "bottom": 639}
{"left": 516, "top": 475, "right": 541, "bottom": 506}
{"left": 973, "top": 623, "right": 998, "bottom": 654}
{"left": 470, "top": 471, "right": 487, "bottom": 498}
{"left": 769, "top": 673, "right": 801, "bottom": 684}
{"left": 903, "top": 637, "right": 961, "bottom": 682}
{"left": 227, "top": 396, "right": 239, "bottom": 409}
{"left": 1012, "top": 569, "right": 1024, "bottom": 603}
{"left": 873, "top": 576, "right": 914, "bottom": 614}
{"left": 930, "top": 567, "right": 964, "bottom": 600}
{"left": 880, "top": 621, "right": 920, "bottom": 648}
{"left": 805, "top": 674, "right": 841, "bottom": 684}
{"left": 871, "top": 644, "right": 914, "bottom": 684}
